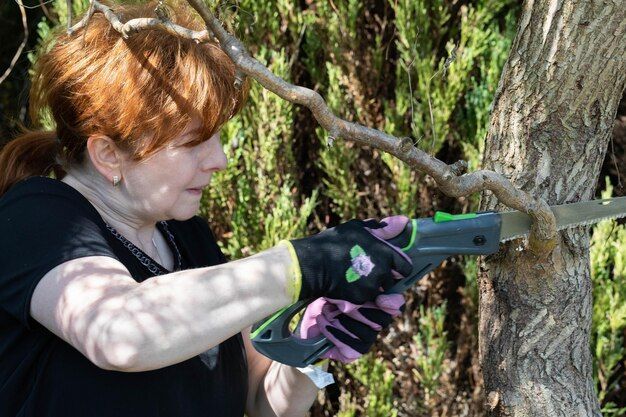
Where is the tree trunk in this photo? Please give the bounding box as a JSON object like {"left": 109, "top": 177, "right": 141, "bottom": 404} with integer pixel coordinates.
{"left": 478, "top": 1, "right": 626, "bottom": 415}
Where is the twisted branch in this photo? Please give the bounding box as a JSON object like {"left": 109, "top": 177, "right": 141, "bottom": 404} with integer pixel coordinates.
{"left": 68, "top": 0, "right": 558, "bottom": 254}
{"left": 66, "top": 0, "right": 212, "bottom": 42}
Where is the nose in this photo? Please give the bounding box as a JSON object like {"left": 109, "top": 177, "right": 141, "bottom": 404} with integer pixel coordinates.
{"left": 199, "top": 133, "right": 227, "bottom": 172}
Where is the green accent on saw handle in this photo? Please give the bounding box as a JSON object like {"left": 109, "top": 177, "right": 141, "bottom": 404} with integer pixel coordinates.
{"left": 250, "top": 305, "right": 290, "bottom": 340}
{"left": 433, "top": 211, "right": 478, "bottom": 223}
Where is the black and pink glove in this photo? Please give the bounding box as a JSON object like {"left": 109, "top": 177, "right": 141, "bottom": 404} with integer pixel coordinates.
{"left": 299, "top": 294, "right": 405, "bottom": 363}
{"left": 280, "top": 215, "right": 412, "bottom": 305}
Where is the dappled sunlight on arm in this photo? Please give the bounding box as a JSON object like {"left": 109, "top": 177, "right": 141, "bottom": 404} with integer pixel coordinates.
{"left": 31, "top": 245, "right": 294, "bottom": 372}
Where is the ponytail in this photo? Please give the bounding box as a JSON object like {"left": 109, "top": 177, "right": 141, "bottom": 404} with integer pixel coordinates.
{"left": 0, "top": 130, "right": 65, "bottom": 197}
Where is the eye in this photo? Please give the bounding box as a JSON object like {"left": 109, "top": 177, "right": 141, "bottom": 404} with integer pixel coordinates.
{"left": 182, "top": 136, "right": 211, "bottom": 148}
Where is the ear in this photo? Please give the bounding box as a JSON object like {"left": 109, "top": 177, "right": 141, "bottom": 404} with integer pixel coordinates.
{"left": 85, "top": 134, "right": 126, "bottom": 182}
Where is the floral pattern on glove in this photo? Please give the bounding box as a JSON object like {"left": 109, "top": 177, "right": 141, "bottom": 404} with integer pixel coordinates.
{"left": 345, "top": 245, "right": 375, "bottom": 282}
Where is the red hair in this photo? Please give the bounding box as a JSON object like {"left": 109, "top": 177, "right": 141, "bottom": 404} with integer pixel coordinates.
{"left": 0, "top": 0, "right": 248, "bottom": 196}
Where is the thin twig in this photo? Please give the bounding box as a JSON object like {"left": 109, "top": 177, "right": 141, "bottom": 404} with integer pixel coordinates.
{"left": 427, "top": 88, "right": 436, "bottom": 153}
{"left": 609, "top": 133, "right": 623, "bottom": 189}
{"left": 14, "top": 0, "right": 55, "bottom": 9}
{"left": 404, "top": 60, "right": 415, "bottom": 134}
{"left": 327, "top": 0, "right": 348, "bottom": 40}
{"left": 80, "top": 0, "right": 95, "bottom": 46}
{"left": 287, "top": 22, "right": 308, "bottom": 71}
{"left": 401, "top": 30, "right": 420, "bottom": 149}
{"left": 0, "top": 1, "right": 28, "bottom": 86}
{"left": 39, "top": 0, "right": 57, "bottom": 24}
{"left": 66, "top": 0, "right": 72, "bottom": 33}
{"left": 427, "top": 45, "right": 457, "bottom": 153}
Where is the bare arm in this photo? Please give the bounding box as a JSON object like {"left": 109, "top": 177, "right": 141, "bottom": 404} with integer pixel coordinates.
{"left": 30, "top": 244, "right": 295, "bottom": 371}
{"left": 243, "top": 326, "right": 325, "bottom": 417}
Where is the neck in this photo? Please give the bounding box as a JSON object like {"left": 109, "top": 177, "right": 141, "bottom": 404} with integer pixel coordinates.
{"left": 61, "top": 168, "right": 158, "bottom": 252}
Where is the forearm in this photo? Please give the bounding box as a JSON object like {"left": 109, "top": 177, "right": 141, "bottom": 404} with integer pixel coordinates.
{"left": 104, "top": 245, "right": 296, "bottom": 371}
{"left": 254, "top": 361, "right": 328, "bottom": 417}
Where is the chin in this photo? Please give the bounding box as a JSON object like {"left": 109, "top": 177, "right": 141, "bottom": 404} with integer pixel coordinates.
{"left": 171, "top": 211, "right": 199, "bottom": 221}
{"left": 169, "top": 204, "right": 201, "bottom": 221}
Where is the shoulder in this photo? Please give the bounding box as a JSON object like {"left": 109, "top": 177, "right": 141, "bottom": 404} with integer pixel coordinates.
{"left": 1, "top": 176, "right": 101, "bottom": 220}
{"left": 0, "top": 177, "right": 117, "bottom": 328}
{"left": 4, "top": 176, "right": 79, "bottom": 200}
{"left": 0, "top": 176, "right": 108, "bottom": 249}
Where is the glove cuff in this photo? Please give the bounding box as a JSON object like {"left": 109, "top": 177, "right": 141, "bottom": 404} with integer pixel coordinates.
{"left": 277, "top": 240, "right": 302, "bottom": 303}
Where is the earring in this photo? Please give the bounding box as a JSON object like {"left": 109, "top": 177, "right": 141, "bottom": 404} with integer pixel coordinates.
{"left": 112, "top": 175, "right": 121, "bottom": 187}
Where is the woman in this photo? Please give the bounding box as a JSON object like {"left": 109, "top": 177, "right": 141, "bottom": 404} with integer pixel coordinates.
{"left": 0, "top": 2, "right": 412, "bottom": 416}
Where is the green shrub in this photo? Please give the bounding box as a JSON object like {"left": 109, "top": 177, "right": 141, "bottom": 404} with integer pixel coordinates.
{"left": 345, "top": 353, "right": 399, "bottom": 417}
{"left": 590, "top": 178, "right": 626, "bottom": 417}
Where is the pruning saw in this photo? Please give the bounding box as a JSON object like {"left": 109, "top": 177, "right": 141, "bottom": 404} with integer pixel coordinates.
{"left": 250, "top": 196, "right": 626, "bottom": 367}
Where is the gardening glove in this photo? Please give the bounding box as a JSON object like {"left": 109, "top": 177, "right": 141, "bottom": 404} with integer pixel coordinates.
{"left": 279, "top": 215, "right": 412, "bottom": 305}
{"left": 299, "top": 293, "right": 406, "bottom": 363}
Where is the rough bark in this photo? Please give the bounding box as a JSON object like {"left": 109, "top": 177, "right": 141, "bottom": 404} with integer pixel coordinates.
{"left": 479, "top": 1, "right": 626, "bottom": 416}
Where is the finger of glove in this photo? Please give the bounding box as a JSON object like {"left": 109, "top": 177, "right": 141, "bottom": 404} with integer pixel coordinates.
{"left": 323, "top": 297, "right": 362, "bottom": 314}
{"left": 365, "top": 217, "right": 413, "bottom": 267}
{"left": 375, "top": 293, "right": 405, "bottom": 316}
{"left": 363, "top": 230, "right": 412, "bottom": 274}
{"left": 378, "top": 272, "right": 398, "bottom": 294}
{"left": 391, "top": 269, "right": 405, "bottom": 279}
{"left": 316, "top": 314, "right": 363, "bottom": 362}
{"left": 388, "top": 247, "right": 413, "bottom": 277}
{"left": 361, "top": 219, "right": 388, "bottom": 230}
{"left": 367, "top": 215, "right": 409, "bottom": 240}
{"left": 321, "top": 345, "right": 360, "bottom": 363}
{"left": 336, "top": 300, "right": 384, "bottom": 331}
{"left": 299, "top": 297, "right": 328, "bottom": 339}
{"left": 357, "top": 308, "right": 393, "bottom": 328}
{"left": 334, "top": 314, "right": 379, "bottom": 344}
{"left": 321, "top": 303, "right": 344, "bottom": 321}
{"left": 342, "top": 308, "right": 383, "bottom": 331}
{"left": 341, "top": 294, "right": 404, "bottom": 329}
{"left": 325, "top": 324, "right": 375, "bottom": 355}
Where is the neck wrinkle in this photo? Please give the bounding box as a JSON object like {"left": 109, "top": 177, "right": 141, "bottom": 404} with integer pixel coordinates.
{"left": 61, "top": 169, "right": 158, "bottom": 254}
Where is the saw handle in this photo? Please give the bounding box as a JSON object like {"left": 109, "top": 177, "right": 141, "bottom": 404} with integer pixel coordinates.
{"left": 250, "top": 212, "right": 502, "bottom": 368}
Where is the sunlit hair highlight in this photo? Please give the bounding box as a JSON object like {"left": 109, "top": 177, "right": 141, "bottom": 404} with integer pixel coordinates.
{"left": 0, "top": 0, "right": 248, "bottom": 196}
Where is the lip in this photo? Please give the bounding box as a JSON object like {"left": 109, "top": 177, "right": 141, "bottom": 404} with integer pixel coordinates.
{"left": 187, "top": 183, "right": 209, "bottom": 194}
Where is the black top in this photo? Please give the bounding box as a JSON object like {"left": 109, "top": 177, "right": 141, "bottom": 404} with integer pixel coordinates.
{"left": 0, "top": 177, "right": 248, "bottom": 417}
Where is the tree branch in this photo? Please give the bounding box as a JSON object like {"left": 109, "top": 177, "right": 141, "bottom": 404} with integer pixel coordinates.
{"left": 67, "top": 0, "right": 212, "bottom": 43}
{"left": 0, "top": 1, "right": 28, "bottom": 86}
{"left": 67, "top": 0, "right": 559, "bottom": 254}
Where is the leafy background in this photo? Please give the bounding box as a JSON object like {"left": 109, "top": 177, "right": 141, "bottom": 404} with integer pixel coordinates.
{"left": 1, "top": 1, "right": 625, "bottom": 415}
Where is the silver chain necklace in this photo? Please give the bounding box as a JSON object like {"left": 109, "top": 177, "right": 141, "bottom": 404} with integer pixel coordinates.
{"left": 105, "top": 221, "right": 182, "bottom": 275}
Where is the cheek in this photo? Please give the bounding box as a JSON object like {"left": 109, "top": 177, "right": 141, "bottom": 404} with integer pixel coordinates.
{"left": 146, "top": 153, "right": 197, "bottom": 187}
{"left": 124, "top": 163, "right": 182, "bottom": 203}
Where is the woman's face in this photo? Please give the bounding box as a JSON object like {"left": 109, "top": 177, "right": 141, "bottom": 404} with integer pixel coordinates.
{"left": 119, "top": 118, "right": 227, "bottom": 222}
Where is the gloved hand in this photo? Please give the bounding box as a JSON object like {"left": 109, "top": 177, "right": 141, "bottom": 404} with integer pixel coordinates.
{"left": 279, "top": 215, "right": 412, "bottom": 305}
{"left": 299, "top": 293, "right": 406, "bottom": 363}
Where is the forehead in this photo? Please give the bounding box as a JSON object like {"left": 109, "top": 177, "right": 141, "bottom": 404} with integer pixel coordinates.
{"left": 181, "top": 117, "right": 203, "bottom": 135}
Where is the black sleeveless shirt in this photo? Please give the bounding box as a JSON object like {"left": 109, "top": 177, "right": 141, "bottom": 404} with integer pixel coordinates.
{"left": 0, "top": 177, "right": 248, "bottom": 416}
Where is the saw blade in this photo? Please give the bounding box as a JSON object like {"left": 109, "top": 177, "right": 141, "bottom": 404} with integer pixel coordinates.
{"left": 499, "top": 196, "right": 626, "bottom": 242}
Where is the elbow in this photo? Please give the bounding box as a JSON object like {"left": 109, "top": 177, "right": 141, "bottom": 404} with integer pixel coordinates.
{"left": 91, "top": 316, "right": 142, "bottom": 372}
{"left": 93, "top": 341, "right": 140, "bottom": 372}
